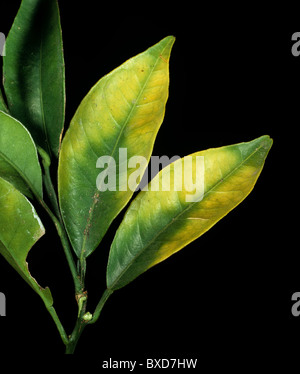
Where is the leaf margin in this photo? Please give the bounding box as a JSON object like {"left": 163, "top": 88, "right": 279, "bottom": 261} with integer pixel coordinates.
{"left": 0, "top": 176, "right": 52, "bottom": 307}
{"left": 0, "top": 109, "right": 43, "bottom": 199}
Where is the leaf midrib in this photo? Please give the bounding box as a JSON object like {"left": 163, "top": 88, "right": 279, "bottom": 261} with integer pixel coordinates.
{"left": 38, "top": 34, "right": 51, "bottom": 156}
{"left": 109, "top": 142, "right": 265, "bottom": 289}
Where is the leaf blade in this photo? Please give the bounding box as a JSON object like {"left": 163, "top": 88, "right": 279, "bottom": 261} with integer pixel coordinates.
{"left": 0, "top": 90, "right": 8, "bottom": 113}
{"left": 58, "top": 36, "right": 175, "bottom": 258}
{"left": 3, "top": 0, "right": 65, "bottom": 156}
{"left": 0, "top": 111, "right": 43, "bottom": 199}
{"left": 107, "top": 136, "right": 273, "bottom": 290}
{"left": 0, "top": 177, "right": 52, "bottom": 307}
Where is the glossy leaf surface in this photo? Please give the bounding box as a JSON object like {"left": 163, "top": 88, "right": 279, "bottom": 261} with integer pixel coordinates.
{"left": 58, "top": 36, "right": 175, "bottom": 258}
{"left": 0, "top": 177, "right": 52, "bottom": 307}
{"left": 107, "top": 136, "right": 273, "bottom": 290}
{"left": 0, "top": 111, "right": 43, "bottom": 198}
{"left": 3, "top": 0, "right": 65, "bottom": 156}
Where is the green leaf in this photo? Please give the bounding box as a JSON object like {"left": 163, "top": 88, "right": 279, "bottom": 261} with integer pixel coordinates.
{"left": 107, "top": 135, "right": 273, "bottom": 290}
{"left": 0, "top": 176, "right": 52, "bottom": 307}
{"left": 3, "top": 0, "right": 65, "bottom": 157}
{"left": 58, "top": 36, "right": 175, "bottom": 258}
{"left": 0, "top": 90, "right": 8, "bottom": 113}
{"left": 0, "top": 110, "right": 43, "bottom": 199}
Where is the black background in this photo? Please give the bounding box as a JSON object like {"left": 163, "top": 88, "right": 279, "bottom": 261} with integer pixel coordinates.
{"left": 0, "top": 0, "right": 297, "bottom": 368}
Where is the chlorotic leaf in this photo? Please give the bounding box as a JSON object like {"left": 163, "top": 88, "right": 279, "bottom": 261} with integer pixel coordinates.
{"left": 0, "top": 111, "right": 43, "bottom": 199}
{"left": 58, "top": 36, "right": 175, "bottom": 258}
{"left": 3, "top": 0, "right": 65, "bottom": 156}
{"left": 106, "top": 135, "right": 273, "bottom": 290}
{"left": 0, "top": 177, "right": 52, "bottom": 307}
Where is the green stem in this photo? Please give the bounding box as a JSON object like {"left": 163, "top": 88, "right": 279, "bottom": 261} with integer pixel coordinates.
{"left": 47, "top": 305, "right": 69, "bottom": 346}
{"left": 40, "top": 198, "right": 82, "bottom": 294}
{"left": 65, "top": 317, "right": 86, "bottom": 354}
{"left": 65, "top": 294, "right": 88, "bottom": 354}
{"left": 37, "top": 147, "right": 82, "bottom": 294}
{"left": 36, "top": 149, "right": 114, "bottom": 353}
{"left": 36, "top": 148, "right": 92, "bottom": 352}
{"left": 90, "top": 289, "right": 113, "bottom": 325}
{"left": 64, "top": 289, "right": 113, "bottom": 353}
{"left": 43, "top": 163, "right": 60, "bottom": 218}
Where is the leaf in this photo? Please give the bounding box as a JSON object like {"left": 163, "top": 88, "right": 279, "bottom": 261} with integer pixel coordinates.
{"left": 106, "top": 135, "right": 273, "bottom": 290}
{"left": 58, "top": 36, "right": 175, "bottom": 258}
{"left": 0, "top": 176, "right": 52, "bottom": 307}
{"left": 0, "top": 90, "right": 8, "bottom": 113}
{"left": 3, "top": 0, "right": 65, "bottom": 157}
{"left": 0, "top": 110, "right": 43, "bottom": 199}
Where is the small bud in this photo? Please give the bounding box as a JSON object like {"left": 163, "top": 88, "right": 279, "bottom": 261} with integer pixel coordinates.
{"left": 82, "top": 312, "right": 93, "bottom": 322}
{"left": 77, "top": 295, "right": 87, "bottom": 317}
{"left": 37, "top": 147, "right": 51, "bottom": 168}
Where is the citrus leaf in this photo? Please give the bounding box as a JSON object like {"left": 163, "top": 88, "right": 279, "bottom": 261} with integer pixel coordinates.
{"left": 0, "top": 90, "right": 8, "bottom": 113}
{"left": 58, "top": 36, "right": 175, "bottom": 258}
{"left": 0, "top": 111, "right": 43, "bottom": 199}
{"left": 3, "top": 0, "right": 65, "bottom": 157}
{"left": 0, "top": 176, "right": 52, "bottom": 307}
{"left": 107, "top": 135, "right": 273, "bottom": 290}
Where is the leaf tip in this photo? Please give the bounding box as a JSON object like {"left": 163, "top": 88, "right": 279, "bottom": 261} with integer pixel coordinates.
{"left": 261, "top": 135, "right": 273, "bottom": 151}
{"left": 163, "top": 35, "right": 176, "bottom": 52}
{"left": 151, "top": 35, "right": 175, "bottom": 61}
{"left": 255, "top": 135, "right": 273, "bottom": 161}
